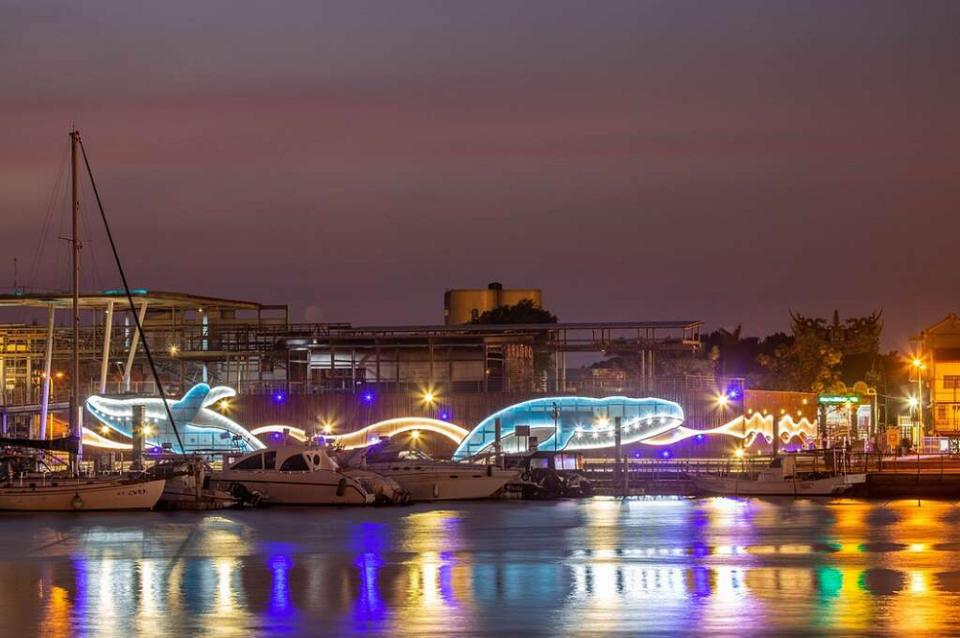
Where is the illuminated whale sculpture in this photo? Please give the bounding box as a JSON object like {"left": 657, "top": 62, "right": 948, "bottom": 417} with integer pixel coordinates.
{"left": 85, "top": 383, "right": 265, "bottom": 453}
{"left": 452, "top": 396, "right": 685, "bottom": 460}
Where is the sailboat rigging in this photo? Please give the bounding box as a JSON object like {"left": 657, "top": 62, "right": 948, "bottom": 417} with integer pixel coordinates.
{"left": 0, "top": 130, "right": 168, "bottom": 510}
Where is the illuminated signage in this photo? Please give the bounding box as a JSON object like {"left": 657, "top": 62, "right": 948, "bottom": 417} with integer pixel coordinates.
{"left": 818, "top": 395, "right": 860, "bottom": 404}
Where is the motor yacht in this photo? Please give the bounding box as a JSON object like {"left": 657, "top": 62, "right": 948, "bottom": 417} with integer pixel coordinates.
{"left": 338, "top": 442, "right": 519, "bottom": 502}
{"left": 690, "top": 455, "right": 866, "bottom": 496}
{"left": 213, "top": 446, "right": 373, "bottom": 505}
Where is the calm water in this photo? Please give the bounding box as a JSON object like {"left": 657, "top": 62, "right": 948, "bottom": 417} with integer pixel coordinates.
{"left": 3, "top": 497, "right": 960, "bottom": 636}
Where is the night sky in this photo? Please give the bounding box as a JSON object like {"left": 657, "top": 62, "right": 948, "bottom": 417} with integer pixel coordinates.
{"left": 2, "top": 1, "right": 958, "bottom": 350}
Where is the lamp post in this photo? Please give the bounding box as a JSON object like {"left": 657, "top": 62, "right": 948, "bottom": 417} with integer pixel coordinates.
{"left": 913, "top": 358, "right": 925, "bottom": 477}
{"left": 45, "top": 371, "right": 65, "bottom": 440}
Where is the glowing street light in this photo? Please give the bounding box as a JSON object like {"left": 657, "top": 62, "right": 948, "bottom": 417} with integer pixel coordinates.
{"left": 321, "top": 421, "right": 333, "bottom": 435}
{"left": 420, "top": 388, "right": 438, "bottom": 406}
{"left": 715, "top": 393, "right": 730, "bottom": 408}
{"left": 911, "top": 355, "right": 925, "bottom": 447}
{"left": 169, "top": 344, "right": 179, "bottom": 356}
{"left": 410, "top": 429, "right": 421, "bottom": 440}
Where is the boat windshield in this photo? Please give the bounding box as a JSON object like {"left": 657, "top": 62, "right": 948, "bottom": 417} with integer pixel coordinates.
{"left": 364, "top": 443, "right": 436, "bottom": 464}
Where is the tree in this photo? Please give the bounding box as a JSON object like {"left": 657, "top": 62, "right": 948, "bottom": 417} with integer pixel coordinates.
{"left": 471, "top": 299, "right": 557, "bottom": 324}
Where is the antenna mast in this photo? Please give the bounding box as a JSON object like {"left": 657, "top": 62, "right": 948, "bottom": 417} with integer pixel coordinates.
{"left": 70, "top": 130, "right": 82, "bottom": 470}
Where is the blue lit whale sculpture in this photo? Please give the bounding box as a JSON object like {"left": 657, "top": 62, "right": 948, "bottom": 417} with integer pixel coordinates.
{"left": 85, "top": 383, "right": 265, "bottom": 453}
{"left": 452, "top": 396, "right": 685, "bottom": 461}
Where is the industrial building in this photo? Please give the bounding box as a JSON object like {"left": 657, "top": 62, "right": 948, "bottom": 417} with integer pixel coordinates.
{"left": 443, "top": 282, "right": 542, "bottom": 325}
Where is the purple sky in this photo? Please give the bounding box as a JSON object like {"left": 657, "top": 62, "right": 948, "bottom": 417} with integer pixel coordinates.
{"left": 1, "top": 1, "right": 958, "bottom": 350}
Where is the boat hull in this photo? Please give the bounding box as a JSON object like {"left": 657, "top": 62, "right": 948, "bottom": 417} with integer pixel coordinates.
{"left": 213, "top": 470, "right": 371, "bottom": 505}
{"left": 0, "top": 478, "right": 166, "bottom": 511}
{"left": 366, "top": 466, "right": 518, "bottom": 501}
{"left": 691, "top": 473, "right": 865, "bottom": 497}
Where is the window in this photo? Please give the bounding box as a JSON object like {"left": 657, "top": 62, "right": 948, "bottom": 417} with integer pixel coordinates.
{"left": 944, "top": 375, "right": 960, "bottom": 390}
{"left": 263, "top": 451, "right": 277, "bottom": 470}
{"left": 279, "top": 454, "right": 310, "bottom": 472}
{"left": 232, "top": 454, "right": 263, "bottom": 471}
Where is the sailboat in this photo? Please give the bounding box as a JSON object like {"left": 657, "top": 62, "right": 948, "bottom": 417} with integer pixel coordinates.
{"left": 0, "top": 130, "right": 166, "bottom": 511}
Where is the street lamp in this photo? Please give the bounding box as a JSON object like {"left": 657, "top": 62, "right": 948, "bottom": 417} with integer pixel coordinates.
{"left": 45, "top": 371, "right": 65, "bottom": 439}
{"left": 912, "top": 358, "right": 925, "bottom": 436}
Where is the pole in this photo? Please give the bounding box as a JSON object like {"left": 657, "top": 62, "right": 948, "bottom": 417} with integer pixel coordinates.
{"left": 917, "top": 368, "right": 922, "bottom": 481}
{"left": 39, "top": 304, "right": 55, "bottom": 440}
{"left": 99, "top": 300, "right": 114, "bottom": 393}
{"left": 614, "top": 416, "right": 622, "bottom": 493}
{"left": 70, "top": 130, "right": 82, "bottom": 472}
{"left": 552, "top": 402, "right": 559, "bottom": 454}
{"left": 132, "top": 404, "right": 144, "bottom": 471}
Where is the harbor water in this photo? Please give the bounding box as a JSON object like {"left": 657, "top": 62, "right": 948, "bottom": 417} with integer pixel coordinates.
{"left": 3, "top": 497, "right": 960, "bottom": 636}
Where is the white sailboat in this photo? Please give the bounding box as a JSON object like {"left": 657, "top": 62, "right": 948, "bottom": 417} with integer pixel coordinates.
{"left": 0, "top": 475, "right": 165, "bottom": 511}
{"left": 0, "top": 130, "right": 166, "bottom": 511}
{"left": 691, "top": 455, "right": 866, "bottom": 497}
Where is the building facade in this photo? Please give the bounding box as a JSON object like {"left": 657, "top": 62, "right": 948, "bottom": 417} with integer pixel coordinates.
{"left": 915, "top": 314, "right": 960, "bottom": 436}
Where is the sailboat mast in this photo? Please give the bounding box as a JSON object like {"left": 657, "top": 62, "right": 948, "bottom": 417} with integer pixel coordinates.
{"left": 70, "top": 130, "right": 81, "bottom": 468}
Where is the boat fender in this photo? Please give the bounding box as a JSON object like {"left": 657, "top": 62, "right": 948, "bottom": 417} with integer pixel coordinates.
{"left": 433, "top": 483, "right": 439, "bottom": 498}
{"left": 71, "top": 493, "right": 84, "bottom": 510}
{"left": 336, "top": 478, "right": 347, "bottom": 497}
{"left": 486, "top": 465, "right": 492, "bottom": 477}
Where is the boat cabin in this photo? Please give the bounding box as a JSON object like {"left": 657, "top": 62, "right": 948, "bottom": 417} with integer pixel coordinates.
{"left": 757, "top": 456, "right": 797, "bottom": 481}
{"left": 228, "top": 447, "right": 340, "bottom": 472}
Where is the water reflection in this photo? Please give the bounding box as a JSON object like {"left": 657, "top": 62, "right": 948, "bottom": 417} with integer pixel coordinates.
{"left": 4, "top": 499, "right": 960, "bottom": 635}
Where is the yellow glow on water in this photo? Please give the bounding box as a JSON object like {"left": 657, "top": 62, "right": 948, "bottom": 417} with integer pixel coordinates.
{"left": 779, "top": 544, "right": 812, "bottom": 555}
{"left": 836, "top": 543, "right": 862, "bottom": 554}
{"left": 909, "top": 543, "right": 927, "bottom": 552}
{"left": 216, "top": 557, "right": 235, "bottom": 613}
{"left": 909, "top": 570, "right": 928, "bottom": 593}
{"left": 39, "top": 585, "right": 70, "bottom": 638}
{"left": 139, "top": 559, "right": 157, "bottom": 617}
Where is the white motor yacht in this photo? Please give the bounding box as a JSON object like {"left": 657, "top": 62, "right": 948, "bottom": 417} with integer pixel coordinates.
{"left": 339, "top": 442, "right": 519, "bottom": 502}
{"left": 691, "top": 456, "right": 866, "bottom": 497}
{"left": 213, "top": 446, "right": 373, "bottom": 505}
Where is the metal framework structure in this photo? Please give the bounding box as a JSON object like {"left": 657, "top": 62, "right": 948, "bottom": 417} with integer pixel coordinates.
{"left": 0, "top": 290, "right": 287, "bottom": 435}
{"left": 275, "top": 320, "right": 703, "bottom": 395}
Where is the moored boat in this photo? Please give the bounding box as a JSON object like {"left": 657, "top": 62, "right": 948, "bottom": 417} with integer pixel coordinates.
{"left": 213, "top": 446, "right": 373, "bottom": 505}
{"left": 338, "top": 441, "right": 519, "bottom": 502}
{"left": 149, "top": 458, "right": 238, "bottom": 510}
{"left": 690, "top": 456, "right": 865, "bottom": 497}
{"left": 0, "top": 475, "right": 165, "bottom": 511}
